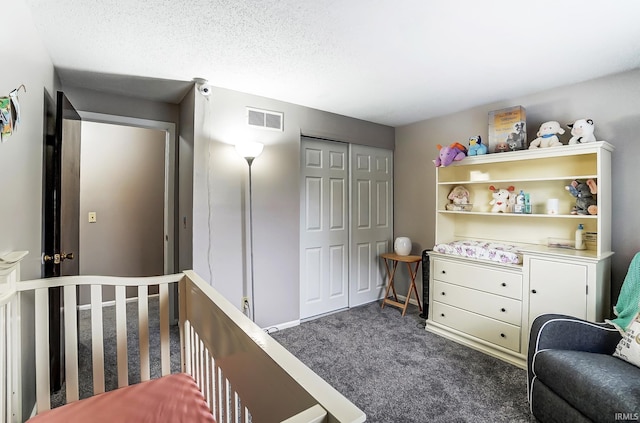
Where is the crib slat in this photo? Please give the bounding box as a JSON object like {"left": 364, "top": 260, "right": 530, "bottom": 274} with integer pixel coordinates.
{"left": 207, "top": 354, "right": 214, "bottom": 413}
{"left": 1, "top": 303, "right": 7, "bottom": 421}
{"left": 159, "top": 283, "right": 170, "bottom": 376}
{"left": 63, "top": 286, "right": 79, "bottom": 403}
{"left": 91, "top": 285, "right": 105, "bottom": 394}
{"left": 34, "top": 288, "right": 51, "bottom": 412}
{"left": 115, "top": 285, "right": 128, "bottom": 387}
{"left": 138, "top": 285, "right": 150, "bottom": 381}
{"left": 178, "top": 278, "right": 188, "bottom": 374}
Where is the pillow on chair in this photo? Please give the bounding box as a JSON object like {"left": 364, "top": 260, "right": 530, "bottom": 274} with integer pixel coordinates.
{"left": 613, "top": 311, "right": 640, "bottom": 368}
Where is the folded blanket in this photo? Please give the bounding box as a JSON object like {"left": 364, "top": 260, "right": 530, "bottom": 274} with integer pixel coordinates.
{"left": 606, "top": 252, "right": 640, "bottom": 333}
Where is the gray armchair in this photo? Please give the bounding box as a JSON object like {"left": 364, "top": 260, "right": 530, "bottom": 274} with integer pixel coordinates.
{"left": 527, "top": 314, "right": 640, "bottom": 422}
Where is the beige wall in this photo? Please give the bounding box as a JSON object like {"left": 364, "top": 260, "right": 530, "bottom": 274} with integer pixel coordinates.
{"left": 1, "top": 1, "right": 57, "bottom": 279}
{"left": 79, "top": 122, "right": 165, "bottom": 271}
{"left": 394, "top": 68, "right": 640, "bottom": 305}
{"left": 2, "top": 1, "right": 58, "bottom": 418}
{"left": 192, "top": 87, "right": 395, "bottom": 328}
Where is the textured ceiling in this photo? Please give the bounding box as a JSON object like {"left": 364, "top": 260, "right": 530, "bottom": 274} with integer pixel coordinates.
{"left": 24, "top": 0, "right": 640, "bottom": 127}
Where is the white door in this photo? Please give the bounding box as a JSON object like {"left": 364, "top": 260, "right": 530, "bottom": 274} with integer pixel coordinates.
{"left": 350, "top": 145, "right": 393, "bottom": 307}
{"left": 300, "top": 138, "right": 349, "bottom": 319}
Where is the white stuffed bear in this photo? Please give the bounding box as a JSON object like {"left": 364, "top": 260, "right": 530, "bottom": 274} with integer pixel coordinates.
{"left": 567, "top": 119, "right": 596, "bottom": 144}
{"left": 489, "top": 185, "right": 515, "bottom": 213}
{"left": 528, "top": 121, "right": 564, "bottom": 149}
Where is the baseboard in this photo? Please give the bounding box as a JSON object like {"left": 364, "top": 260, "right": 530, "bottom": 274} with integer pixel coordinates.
{"left": 77, "top": 293, "right": 160, "bottom": 311}
{"left": 264, "top": 319, "right": 300, "bottom": 334}
{"left": 396, "top": 294, "right": 422, "bottom": 308}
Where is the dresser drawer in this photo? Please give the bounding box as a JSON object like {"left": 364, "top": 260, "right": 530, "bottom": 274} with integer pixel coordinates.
{"left": 433, "top": 280, "right": 521, "bottom": 326}
{"left": 432, "top": 301, "right": 521, "bottom": 352}
{"left": 433, "top": 259, "right": 522, "bottom": 300}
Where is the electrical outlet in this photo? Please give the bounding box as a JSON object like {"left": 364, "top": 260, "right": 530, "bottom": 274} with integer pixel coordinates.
{"left": 242, "top": 297, "right": 249, "bottom": 310}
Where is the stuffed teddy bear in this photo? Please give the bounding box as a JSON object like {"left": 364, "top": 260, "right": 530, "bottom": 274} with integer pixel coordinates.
{"left": 565, "top": 179, "right": 597, "bottom": 215}
{"left": 489, "top": 185, "right": 515, "bottom": 213}
{"left": 468, "top": 136, "right": 487, "bottom": 156}
{"left": 434, "top": 142, "right": 467, "bottom": 167}
{"left": 567, "top": 119, "right": 596, "bottom": 144}
{"left": 528, "top": 121, "right": 564, "bottom": 149}
{"left": 445, "top": 186, "right": 470, "bottom": 210}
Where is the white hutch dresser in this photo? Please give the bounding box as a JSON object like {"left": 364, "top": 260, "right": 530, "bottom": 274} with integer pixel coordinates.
{"left": 425, "top": 141, "right": 614, "bottom": 368}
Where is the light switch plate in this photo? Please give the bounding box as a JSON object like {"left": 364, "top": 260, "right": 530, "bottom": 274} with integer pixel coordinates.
{"left": 88, "top": 212, "right": 97, "bottom": 223}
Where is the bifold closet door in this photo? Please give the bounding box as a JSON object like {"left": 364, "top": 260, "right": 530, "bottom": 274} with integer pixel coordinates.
{"left": 300, "top": 138, "right": 349, "bottom": 319}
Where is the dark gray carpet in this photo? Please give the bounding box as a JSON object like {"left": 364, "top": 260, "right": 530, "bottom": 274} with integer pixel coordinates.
{"left": 51, "top": 297, "right": 181, "bottom": 408}
{"left": 271, "top": 302, "right": 537, "bottom": 423}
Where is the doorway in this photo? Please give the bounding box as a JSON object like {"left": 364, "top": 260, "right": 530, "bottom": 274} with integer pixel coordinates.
{"left": 76, "top": 113, "right": 176, "bottom": 303}
{"left": 299, "top": 137, "right": 393, "bottom": 320}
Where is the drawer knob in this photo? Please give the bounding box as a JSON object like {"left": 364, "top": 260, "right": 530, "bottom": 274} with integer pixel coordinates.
{"left": 501, "top": 282, "right": 507, "bottom": 287}
{"left": 531, "top": 289, "right": 537, "bottom": 294}
{"left": 441, "top": 270, "right": 446, "bottom": 274}
{"left": 501, "top": 308, "right": 506, "bottom": 312}
{"left": 441, "top": 313, "right": 445, "bottom": 317}
{"left": 441, "top": 292, "right": 446, "bottom": 296}
{"left": 500, "top": 333, "right": 506, "bottom": 338}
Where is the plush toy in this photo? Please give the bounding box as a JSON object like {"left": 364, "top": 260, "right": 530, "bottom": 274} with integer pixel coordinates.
{"left": 468, "top": 136, "right": 487, "bottom": 156}
{"left": 489, "top": 185, "right": 515, "bottom": 213}
{"left": 494, "top": 141, "right": 509, "bottom": 153}
{"left": 445, "top": 186, "right": 470, "bottom": 210}
{"left": 567, "top": 119, "right": 596, "bottom": 144}
{"left": 528, "top": 121, "right": 565, "bottom": 149}
{"left": 565, "top": 179, "right": 597, "bottom": 215}
{"left": 434, "top": 142, "right": 467, "bottom": 167}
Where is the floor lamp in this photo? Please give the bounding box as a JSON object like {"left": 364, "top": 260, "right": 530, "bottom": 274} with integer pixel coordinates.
{"left": 235, "top": 142, "right": 264, "bottom": 322}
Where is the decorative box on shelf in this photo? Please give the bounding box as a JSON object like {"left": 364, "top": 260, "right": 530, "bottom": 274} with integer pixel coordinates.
{"left": 488, "top": 105, "right": 527, "bottom": 153}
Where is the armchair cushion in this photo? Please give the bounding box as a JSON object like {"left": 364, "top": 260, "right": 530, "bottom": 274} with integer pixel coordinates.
{"left": 613, "top": 312, "right": 640, "bottom": 368}
{"left": 532, "top": 349, "right": 640, "bottom": 422}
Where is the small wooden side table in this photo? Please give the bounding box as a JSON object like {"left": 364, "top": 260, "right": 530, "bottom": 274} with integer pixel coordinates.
{"left": 380, "top": 253, "right": 423, "bottom": 316}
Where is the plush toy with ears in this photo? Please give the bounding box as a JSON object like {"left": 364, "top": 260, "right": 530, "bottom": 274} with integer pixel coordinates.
{"left": 566, "top": 179, "right": 597, "bottom": 215}
{"left": 468, "top": 136, "right": 487, "bottom": 156}
{"left": 528, "top": 121, "right": 564, "bottom": 148}
{"left": 434, "top": 142, "right": 467, "bottom": 167}
{"left": 567, "top": 119, "right": 596, "bottom": 144}
{"left": 489, "top": 185, "right": 515, "bottom": 213}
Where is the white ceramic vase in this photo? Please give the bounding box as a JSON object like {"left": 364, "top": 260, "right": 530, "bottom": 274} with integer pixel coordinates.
{"left": 394, "top": 237, "right": 412, "bottom": 256}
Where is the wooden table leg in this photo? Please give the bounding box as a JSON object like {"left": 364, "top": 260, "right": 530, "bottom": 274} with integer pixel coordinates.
{"left": 407, "top": 261, "right": 422, "bottom": 313}
{"left": 381, "top": 258, "right": 399, "bottom": 309}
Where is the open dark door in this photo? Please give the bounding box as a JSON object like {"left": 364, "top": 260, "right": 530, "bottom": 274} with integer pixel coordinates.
{"left": 43, "top": 91, "right": 81, "bottom": 391}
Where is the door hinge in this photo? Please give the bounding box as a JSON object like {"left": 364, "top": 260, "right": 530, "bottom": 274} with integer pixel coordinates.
{"left": 586, "top": 285, "right": 588, "bottom": 295}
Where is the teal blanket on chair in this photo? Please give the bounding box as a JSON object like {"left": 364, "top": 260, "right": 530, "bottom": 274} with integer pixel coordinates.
{"left": 607, "top": 252, "right": 640, "bottom": 333}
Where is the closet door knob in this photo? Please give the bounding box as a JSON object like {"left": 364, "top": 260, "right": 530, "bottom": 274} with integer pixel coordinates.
{"left": 531, "top": 289, "right": 537, "bottom": 294}
{"left": 441, "top": 313, "right": 445, "bottom": 317}
{"left": 500, "top": 333, "right": 506, "bottom": 338}
{"left": 501, "top": 282, "right": 507, "bottom": 287}
{"left": 441, "top": 292, "right": 446, "bottom": 296}
{"left": 501, "top": 308, "right": 506, "bottom": 312}
{"left": 441, "top": 270, "right": 446, "bottom": 274}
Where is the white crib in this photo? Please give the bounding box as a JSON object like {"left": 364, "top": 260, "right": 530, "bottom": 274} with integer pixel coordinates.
{"left": 0, "top": 255, "right": 365, "bottom": 423}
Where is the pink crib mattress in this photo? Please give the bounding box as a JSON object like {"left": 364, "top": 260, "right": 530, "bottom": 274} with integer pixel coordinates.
{"left": 433, "top": 239, "right": 522, "bottom": 264}
{"left": 28, "top": 373, "right": 215, "bottom": 423}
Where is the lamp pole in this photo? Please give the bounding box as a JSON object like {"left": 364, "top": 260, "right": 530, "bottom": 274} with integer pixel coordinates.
{"left": 236, "top": 142, "right": 263, "bottom": 323}
{"left": 245, "top": 156, "right": 256, "bottom": 322}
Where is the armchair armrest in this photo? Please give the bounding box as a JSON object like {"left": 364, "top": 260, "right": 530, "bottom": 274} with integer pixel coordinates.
{"left": 529, "top": 314, "right": 621, "bottom": 356}
{"left": 527, "top": 314, "right": 622, "bottom": 395}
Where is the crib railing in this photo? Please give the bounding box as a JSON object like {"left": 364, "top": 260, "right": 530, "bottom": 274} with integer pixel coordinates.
{"left": 0, "top": 264, "right": 20, "bottom": 423}
{"left": 2, "top": 268, "right": 365, "bottom": 423}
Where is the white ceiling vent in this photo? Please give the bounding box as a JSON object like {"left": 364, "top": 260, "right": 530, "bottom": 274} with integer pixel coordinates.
{"left": 247, "top": 107, "right": 284, "bottom": 131}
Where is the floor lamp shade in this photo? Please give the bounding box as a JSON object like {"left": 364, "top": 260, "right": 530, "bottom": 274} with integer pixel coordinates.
{"left": 235, "top": 142, "right": 264, "bottom": 162}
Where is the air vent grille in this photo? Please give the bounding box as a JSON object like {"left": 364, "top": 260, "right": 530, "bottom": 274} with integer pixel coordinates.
{"left": 247, "top": 107, "right": 283, "bottom": 131}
